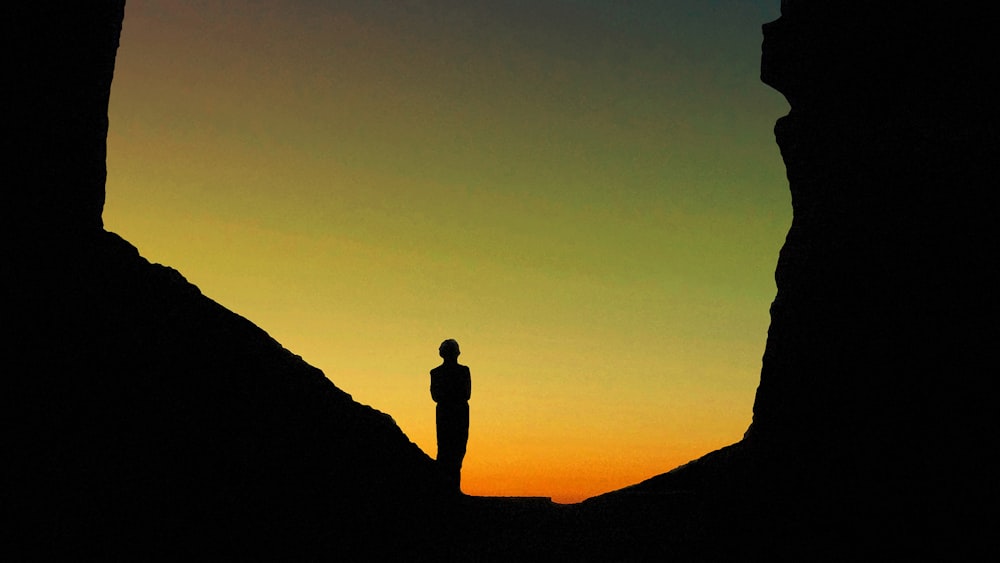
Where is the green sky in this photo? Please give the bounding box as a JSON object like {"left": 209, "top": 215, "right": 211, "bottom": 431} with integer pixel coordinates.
{"left": 105, "top": 0, "right": 790, "bottom": 502}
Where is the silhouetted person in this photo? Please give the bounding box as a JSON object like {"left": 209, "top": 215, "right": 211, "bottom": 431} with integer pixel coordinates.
{"left": 430, "top": 339, "right": 471, "bottom": 494}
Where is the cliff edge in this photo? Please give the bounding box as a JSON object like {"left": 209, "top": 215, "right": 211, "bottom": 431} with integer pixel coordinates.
{"left": 5, "top": 3, "right": 444, "bottom": 559}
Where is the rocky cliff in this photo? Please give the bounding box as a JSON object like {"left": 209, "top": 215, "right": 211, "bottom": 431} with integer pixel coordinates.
{"left": 5, "top": 3, "right": 445, "bottom": 559}
{"left": 7, "top": 3, "right": 122, "bottom": 235}
{"left": 6, "top": 1, "right": 998, "bottom": 560}
{"left": 573, "top": 2, "right": 999, "bottom": 558}
{"left": 750, "top": 0, "right": 998, "bottom": 529}
{"left": 751, "top": 0, "right": 999, "bottom": 459}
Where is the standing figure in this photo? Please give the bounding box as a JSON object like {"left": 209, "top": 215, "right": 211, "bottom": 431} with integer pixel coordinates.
{"left": 430, "top": 339, "right": 471, "bottom": 494}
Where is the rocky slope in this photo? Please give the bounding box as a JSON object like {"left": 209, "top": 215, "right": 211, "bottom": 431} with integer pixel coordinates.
{"left": 6, "top": 1, "right": 998, "bottom": 560}
{"left": 573, "top": 2, "right": 999, "bottom": 559}
{"left": 6, "top": 3, "right": 445, "bottom": 559}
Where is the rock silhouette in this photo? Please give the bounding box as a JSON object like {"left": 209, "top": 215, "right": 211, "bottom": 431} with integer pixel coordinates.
{"left": 5, "top": 1, "right": 997, "bottom": 560}
{"left": 7, "top": 2, "right": 119, "bottom": 236}
{"left": 6, "top": 3, "right": 444, "bottom": 559}
{"left": 558, "top": 2, "right": 1000, "bottom": 560}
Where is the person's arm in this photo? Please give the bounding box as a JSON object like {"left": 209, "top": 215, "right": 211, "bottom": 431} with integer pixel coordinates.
{"left": 430, "top": 372, "right": 441, "bottom": 403}
{"left": 463, "top": 367, "right": 471, "bottom": 401}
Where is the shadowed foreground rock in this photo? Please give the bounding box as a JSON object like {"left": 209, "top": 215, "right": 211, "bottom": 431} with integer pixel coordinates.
{"left": 5, "top": 2, "right": 998, "bottom": 560}
{"left": 5, "top": 3, "right": 445, "bottom": 559}
{"left": 559, "top": 2, "right": 1000, "bottom": 559}
{"left": 9, "top": 231, "right": 451, "bottom": 559}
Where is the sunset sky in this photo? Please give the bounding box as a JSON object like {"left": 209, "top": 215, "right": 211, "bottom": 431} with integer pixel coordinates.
{"left": 104, "top": 0, "right": 789, "bottom": 503}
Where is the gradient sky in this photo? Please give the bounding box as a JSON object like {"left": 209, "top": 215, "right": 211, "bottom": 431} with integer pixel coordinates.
{"left": 105, "top": 0, "right": 789, "bottom": 503}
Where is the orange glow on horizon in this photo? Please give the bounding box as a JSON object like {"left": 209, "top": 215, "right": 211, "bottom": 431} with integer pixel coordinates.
{"left": 105, "top": 1, "right": 787, "bottom": 503}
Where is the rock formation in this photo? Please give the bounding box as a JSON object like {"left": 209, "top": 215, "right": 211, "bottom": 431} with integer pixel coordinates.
{"left": 5, "top": 3, "right": 445, "bottom": 559}
{"left": 751, "top": 0, "right": 998, "bottom": 544}
{"left": 6, "top": 1, "right": 997, "bottom": 560}
{"left": 576, "top": 1, "right": 999, "bottom": 558}
{"left": 7, "top": 3, "right": 122, "bottom": 236}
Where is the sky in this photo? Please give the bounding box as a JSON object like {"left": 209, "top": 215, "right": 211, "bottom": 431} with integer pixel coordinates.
{"left": 105, "top": 0, "right": 789, "bottom": 504}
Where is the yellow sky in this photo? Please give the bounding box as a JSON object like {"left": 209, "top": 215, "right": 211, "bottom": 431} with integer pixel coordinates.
{"left": 104, "top": 0, "right": 788, "bottom": 503}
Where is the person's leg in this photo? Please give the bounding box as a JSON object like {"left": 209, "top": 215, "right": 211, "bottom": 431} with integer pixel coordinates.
{"left": 436, "top": 404, "right": 467, "bottom": 493}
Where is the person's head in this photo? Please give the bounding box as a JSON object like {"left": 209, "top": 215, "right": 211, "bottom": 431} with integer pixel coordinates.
{"left": 438, "top": 339, "right": 460, "bottom": 360}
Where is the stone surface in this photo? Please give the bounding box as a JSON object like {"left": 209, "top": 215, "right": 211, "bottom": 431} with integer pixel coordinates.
{"left": 750, "top": 0, "right": 999, "bottom": 499}
{"left": 568, "top": 2, "right": 999, "bottom": 558}
{"left": 8, "top": 232, "right": 449, "bottom": 559}
{"left": 6, "top": 2, "right": 125, "bottom": 235}
{"left": 5, "top": 4, "right": 446, "bottom": 559}
{"left": 6, "top": 1, "right": 998, "bottom": 560}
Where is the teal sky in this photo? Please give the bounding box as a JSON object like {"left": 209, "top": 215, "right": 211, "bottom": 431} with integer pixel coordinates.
{"left": 105, "top": 0, "right": 790, "bottom": 502}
